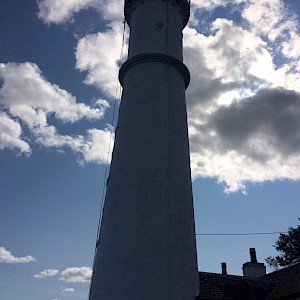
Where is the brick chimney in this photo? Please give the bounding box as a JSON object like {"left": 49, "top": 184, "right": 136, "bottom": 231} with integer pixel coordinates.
{"left": 242, "top": 248, "right": 266, "bottom": 278}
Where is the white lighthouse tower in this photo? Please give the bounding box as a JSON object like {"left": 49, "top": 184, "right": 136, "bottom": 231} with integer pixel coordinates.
{"left": 89, "top": 0, "right": 199, "bottom": 298}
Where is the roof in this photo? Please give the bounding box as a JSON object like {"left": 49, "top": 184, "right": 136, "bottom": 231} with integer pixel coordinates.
{"left": 197, "top": 262, "right": 300, "bottom": 300}
{"left": 265, "top": 262, "right": 300, "bottom": 300}
{"left": 196, "top": 272, "right": 276, "bottom": 300}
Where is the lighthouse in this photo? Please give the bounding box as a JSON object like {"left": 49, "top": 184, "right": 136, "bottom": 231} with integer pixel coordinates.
{"left": 89, "top": 0, "right": 199, "bottom": 298}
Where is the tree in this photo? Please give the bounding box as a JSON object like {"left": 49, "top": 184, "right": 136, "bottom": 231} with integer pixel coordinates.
{"left": 266, "top": 219, "right": 300, "bottom": 270}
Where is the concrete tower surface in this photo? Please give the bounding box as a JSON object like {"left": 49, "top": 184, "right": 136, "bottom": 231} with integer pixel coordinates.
{"left": 89, "top": 0, "right": 199, "bottom": 299}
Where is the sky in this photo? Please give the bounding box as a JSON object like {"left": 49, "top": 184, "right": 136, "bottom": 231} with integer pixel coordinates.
{"left": 1, "top": 0, "right": 300, "bottom": 299}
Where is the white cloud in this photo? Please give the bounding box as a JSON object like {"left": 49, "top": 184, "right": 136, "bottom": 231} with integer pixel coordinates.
{"left": 189, "top": 0, "right": 300, "bottom": 92}
{"left": 0, "top": 62, "right": 107, "bottom": 127}
{"left": 61, "top": 287, "right": 75, "bottom": 293}
{"left": 13, "top": 0, "right": 300, "bottom": 192}
{"left": 191, "top": 0, "right": 244, "bottom": 11}
{"left": 0, "top": 112, "right": 30, "bottom": 154}
{"left": 99, "top": 0, "right": 123, "bottom": 21}
{"left": 203, "top": 18, "right": 275, "bottom": 83}
{"left": 76, "top": 23, "right": 126, "bottom": 98}
{"left": 241, "top": 0, "right": 300, "bottom": 92}
{"left": 0, "top": 62, "right": 112, "bottom": 163}
{"left": 183, "top": 20, "right": 275, "bottom": 118}
{"left": 182, "top": 7, "right": 300, "bottom": 192}
{"left": 37, "top": 0, "right": 96, "bottom": 24}
{"left": 281, "top": 31, "right": 300, "bottom": 59}
{"left": 0, "top": 247, "right": 37, "bottom": 263}
{"left": 242, "top": 0, "right": 296, "bottom": 42}
{"left": 37, "top": 0, "right": 123, "bottom": 24}
{"left": 34, "top": 269, "right": 59, "bottom": 279}
{"left": 60, "top": 267, "right": 92, "bottom": 283}
{"left": 33, "top": 125, "right": 114, "bottom": 164}
{"left": 189, "top": 88, "right": 300, "bottom": 192}
{"left": 80, "top": 127, "right": 114, "bottom": 163}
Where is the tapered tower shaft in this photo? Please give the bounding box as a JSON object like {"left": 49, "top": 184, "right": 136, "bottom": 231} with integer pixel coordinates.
{"left": 89, "top": 0, "right": 198, "bottom": 299}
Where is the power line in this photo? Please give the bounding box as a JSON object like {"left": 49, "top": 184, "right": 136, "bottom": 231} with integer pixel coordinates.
{"left": 97, "top": 20, "right": 127, "bottom": 238}
{"left": 196, "top": 232, "right": 288, "bottom": 236}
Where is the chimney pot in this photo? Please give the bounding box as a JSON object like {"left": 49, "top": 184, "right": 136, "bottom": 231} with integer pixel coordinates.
{"left": 221, "top": 262, "right": 227, "bottom": 275}
{"left": 250, "top": 248, "right": 257, "bottom": 263}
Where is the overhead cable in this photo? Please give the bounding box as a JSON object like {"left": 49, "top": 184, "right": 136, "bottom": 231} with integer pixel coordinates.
{"left": 195, "top": 232, "right": 288, "bottom": 236}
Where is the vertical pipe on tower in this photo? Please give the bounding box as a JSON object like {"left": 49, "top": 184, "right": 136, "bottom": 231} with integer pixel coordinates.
{"left": 89, "top": 0, "right": 198, "bottom": 299}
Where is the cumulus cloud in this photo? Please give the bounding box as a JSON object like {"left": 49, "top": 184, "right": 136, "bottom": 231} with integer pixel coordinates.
{"left": 0, "top": 112, "right": 30, "bottom": 154}
{"left": 182, "top": 18, "right": 280, "bottom": 127}
{"left": 242, "top": 0, "right": 296, "bottom": 43}
{"left": 191, "top": 0, "right": 244, "bottom": 11}
{"left": 189, "top": 88, "right": 300, "bottom": 192}
{"left": 61, "top": 287, "right": 75, "bottom": 293}
{"left": 208, "top": 88, "right": 300, "bottom": 157}
{"left": 38, "top": 0, "right": 123, "bottom": 24}
{"left": 76, "top": 24, "right": 126, "bottom": 98}
{"left": 37, "top": 0, "right": 96, "bottom": 24}
{"left": 39, "top": 0, "right": 126, "bottom": 99}
{"left": 181, "top": 1, "right": 300, "bottom": 192}
{"left": 242, "top": 0, "right": 300, "bottom": 91}
{"left": 0, "top": 62, "right": 112, "bottom": 162}
{"left": 33, "top": 125, "right": 114, "bottom": 164}
{"left": 184, "top": 18, "right": 283, "bottom": 94}
{"left": 60, "top": 267, "right": 92, "bottom": 283}
{"left": 34, "top": 269, "right": 59, "bottom": 279}
{"left": 0, "top": 247, "right": 37, "bottom": 263}
{"left": 100, "top": 0, "right": 123, "bottom": 21}
{"left": 16, "top": 0, "right": 300, "bottom": 192}
{"left": 0, "top": 62, "right": 107, "bottom": 127}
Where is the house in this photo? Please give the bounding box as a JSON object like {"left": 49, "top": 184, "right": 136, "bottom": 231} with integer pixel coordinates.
{"left": 196, "top": 248, "right": 300, "bottom": 300}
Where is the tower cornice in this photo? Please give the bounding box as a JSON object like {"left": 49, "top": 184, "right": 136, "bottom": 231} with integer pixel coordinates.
{"left": 119, "top": 53, "right": 190, "bottom": 89}
{"left": 124, "top": 0, "right": 190, "bottom": 28}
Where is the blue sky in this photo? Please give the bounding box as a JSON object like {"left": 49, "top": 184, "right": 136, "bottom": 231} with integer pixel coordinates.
{"left": 1, "top": 0, "right": 300, "bottom": 299}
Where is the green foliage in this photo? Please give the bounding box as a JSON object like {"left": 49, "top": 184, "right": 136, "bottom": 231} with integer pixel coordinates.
{"left": 266, "top": 219, "right": 300, "bottom": 270}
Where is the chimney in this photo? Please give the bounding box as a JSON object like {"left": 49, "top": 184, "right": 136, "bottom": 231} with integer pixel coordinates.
{"left": 250, "top": 248, "right": 257, "bottom": 263}
{"left": 221, "top": 262, "right": 227, "bottom": 275}
{"left": 243, "top": 248, "right": 266, "bottom": 278}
